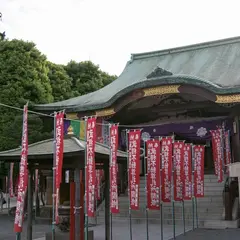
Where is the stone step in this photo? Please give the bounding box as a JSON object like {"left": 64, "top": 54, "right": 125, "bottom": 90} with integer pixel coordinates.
{"left": 96, "top": 216, "right": 201, "bottom": 226}
{"left": 118, "top": 197, "right": 224, "bottom": 204}
{"left": 99, "top": 206, "right": 223, "bottom": 216}
{"left": 119, "top": 199, "right": 223, "bottom": 207}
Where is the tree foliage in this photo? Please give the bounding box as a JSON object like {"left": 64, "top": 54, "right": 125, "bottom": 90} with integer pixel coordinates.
{"left": 65, "top": 60, "right": 117, "bottom": 96}
{"left": 47, "top": 62, "right": 73, "bottom": 101}
{"left": 0, "top": 39, "right": 53, "bottom": 150}
{"left": 0, "top": 39, "right": 117, "bottom": 151}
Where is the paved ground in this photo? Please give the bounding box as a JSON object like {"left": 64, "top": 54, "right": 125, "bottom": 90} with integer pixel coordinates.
{"left": 1, "top": 196, "right": 240, "bottom": 240}
{"left": 0, "top": 214, "right": 51, "bottom": 240}
{"left": 170, "top": 228, "right": 240, "bottom": 240}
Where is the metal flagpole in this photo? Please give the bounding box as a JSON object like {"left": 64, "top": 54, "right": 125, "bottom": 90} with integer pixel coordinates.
{"left": 52, "top": 112, "right": 57, "bottom": 240}
{"left": 84, "top": 117, "right": 89, "bottom": 240}
{"left": 159, "top": 137, "right": 164, "bottom": 240}
{"left": 172, "top": 136, "right": 176, "bottom": 239}
{"left": 144, "top": 140, "right": 149, "bottom": 240}
{"left": 191, "top": 144, "right": 195, "bottom": 230}
{"left": 181, "top": 184, "right": 185, "bottom": 235}
{"left": 125, "top": 130, "right": 132, "bottom": 240}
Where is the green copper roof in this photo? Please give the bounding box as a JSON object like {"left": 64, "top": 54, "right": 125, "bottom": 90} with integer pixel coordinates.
{"left": 35, "top": 36, "right": 240, "bottom": 112}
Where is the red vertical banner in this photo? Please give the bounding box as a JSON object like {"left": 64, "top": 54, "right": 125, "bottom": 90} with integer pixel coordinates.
{"left": 146, "top": 139, "right": 160, "bottom": 210}
{"left": 173, "top": 142, "right": 184, "bottom": 202}
{"left": 193, "top": 145, "right": 205, "bottom": 198}
{"left": 161, "top": 137, "right": 173, "bottom": 203}
{"left": 225, "top": 130, "right": 232, "bottom": 170}
{"left": 110, "top": 124, "right": 119, "bottom": 213}
{"left": 55, "top": 112, "right": 64, "bottom": 224}
{"left": 210, "top": 130, "right": 218, "bottom": 175}
{"left": 183, "top": 144, "right": 192, "bottom": 200}
{"left": 86, "top": 117, "right": 97, "bottom": 217}
{"left": 9, "top": 163, "right": 14, "bottom": 198}
{"left": 210, "top": 130, "right": 223, "bottom": 182}
{"left": 95, "top": 170, "right": 101, "bottom": 200}
{"left": 128, "top": 130, "right": 141, "bottom": 210}
{"left": 14, "top": 105, "right": 28, "bottom": 233}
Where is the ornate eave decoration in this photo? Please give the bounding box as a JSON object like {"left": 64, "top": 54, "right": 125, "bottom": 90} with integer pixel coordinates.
{"left": 66, "top": 113, "right": 79, "bottom": 120}
{"left": 95, "top": 108, "right": 115, "bottom": 117}
{"left": 146, "top": 67, "right": 173, "bottom": 79}
{"left": 143, "top": 85, "right": 180, "bottom": 97}
{"left": 215, "top": 94, "right": 240, "bottom": 103}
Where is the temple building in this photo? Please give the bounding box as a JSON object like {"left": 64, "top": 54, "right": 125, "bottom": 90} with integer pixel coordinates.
{"left": 34, "top": 36, "right": 240, "bottom": 228}
{"left": 2, "top": 36, "right": 240, "bottom": 231}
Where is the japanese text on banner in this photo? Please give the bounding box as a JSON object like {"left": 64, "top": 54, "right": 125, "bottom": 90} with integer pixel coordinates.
{"left": 14, "top": 105, "right": 28, "bottom": 233}
{"left": 173, "top": 142, "right": 184, "bottom": 202}
{"left": 55, "top": 112, "right": 64, "bottom": 224}
{"left": 183, "top": 144, "right": 192, "bottom": 200}
{"left": 86, "top": 117, "right": 97, "bottom": 217}
{"left": 146, "top": 140, "right": 160, "bottom": 210}
{"left": 193, "top": 145, "right": 205, "bottom": 198}
{"left": 225, "top": 131, "right": 232, "bottom": 172}
{"left": 96, "top": 170, "right": 101, "bottom": 200}
{"left": 210, "top": 130, "right": 223, "bottom": 182}
{"left": 128, "top": 130, "right": 141, "bottom": 210}
{"left": 110, "top": 125, "right": 119, "bottom": 214}
{"left": 161, "top": 137, "right": 173, "bottom": 203}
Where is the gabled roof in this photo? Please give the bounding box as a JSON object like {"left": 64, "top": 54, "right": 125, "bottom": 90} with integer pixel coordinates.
{"left": 34, "top": 36, "right": 240, "bottom": 112}
{"left": 0, "top": 136, "right": 127, "bottom": 161}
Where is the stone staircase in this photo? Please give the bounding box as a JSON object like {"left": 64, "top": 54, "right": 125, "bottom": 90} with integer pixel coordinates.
{"left": 97, "top": 174, "right": 225, "bottom": 227}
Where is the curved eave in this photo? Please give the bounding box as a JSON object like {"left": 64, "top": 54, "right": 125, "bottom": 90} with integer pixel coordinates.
{"left": 34, "top": 74, "right": 240, "bottom": 113}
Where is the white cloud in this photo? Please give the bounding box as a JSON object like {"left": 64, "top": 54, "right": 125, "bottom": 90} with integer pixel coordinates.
{"left": 1, "top": 0, "right": 240, "bottom": 75}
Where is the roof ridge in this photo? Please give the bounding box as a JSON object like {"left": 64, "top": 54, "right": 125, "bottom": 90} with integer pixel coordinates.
{"left": 131, "top": 36, "right": 240, "bottom": 60}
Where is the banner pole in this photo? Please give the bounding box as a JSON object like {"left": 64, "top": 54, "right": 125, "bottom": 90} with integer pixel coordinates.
{"left": 52, "top": 112, "right": 57, "bottom": 240}
{"left": 191, "top": 144, "right": 195, "bottom": 230}
{"left": 159, "top": 137, "right": 163, "bottom": 240}
{"left": 195, "top": 197, "right": 199, "bottom": 228}
{"left": 144, "top": 140, "right": 149, "bottom": 240}
{"left": 172, "top": 137, "right": 176, "bottom": 239}
{"left": 84, "top": 117, "right": 88, "bottom": 240}
{"left": 182, "top": 193, "right": 185, "bottom": 235}
{"left": 126, "top": 130, "right": 132, "bottom": 240}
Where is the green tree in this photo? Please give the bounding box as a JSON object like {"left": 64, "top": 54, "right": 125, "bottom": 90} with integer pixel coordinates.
{"left": 47, "top": 62, "right": 73, "bottom": 101}
{"left": 65, "top": 60, "right": 117, "bottom": 96}
{"left": 0, "top": 39, "right": 53, "bottom": 150}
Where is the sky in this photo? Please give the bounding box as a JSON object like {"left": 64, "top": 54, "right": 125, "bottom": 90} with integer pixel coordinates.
{"left": 1, "top": 0, "right": 240, "bottom": 75}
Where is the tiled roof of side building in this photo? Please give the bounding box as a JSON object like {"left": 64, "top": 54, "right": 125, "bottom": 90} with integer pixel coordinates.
{"left": 0, "top": 137, "right": 127, "bottom": 160}
{"left": 34, "top": 36, "right": 240, "bottom": 112}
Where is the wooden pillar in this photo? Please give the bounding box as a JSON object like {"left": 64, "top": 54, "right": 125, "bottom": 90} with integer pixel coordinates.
{"left": 80, "top": 171, "right": 84, "bottom": 240}
{"left": 70, "top": 182, "right": 75, "bottom": 240}
{"left": 46, "top": 176, "right": 53, "bottom": 205}
{"left": 232, "top": 116, "right": 240, "bottom": 162}
{"left": 27, "top": 167, "right": 33, "bottom": 240}
{"left": 104, "top": 161, "right": 110, "bottom": 240}
{"left": 74, "top": 169, "right": 81, "bottom": 240}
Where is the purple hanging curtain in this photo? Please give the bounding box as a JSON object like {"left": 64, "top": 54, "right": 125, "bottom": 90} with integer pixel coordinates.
{"left": 120, "top": 117, "right": 233, "bottom": 148}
